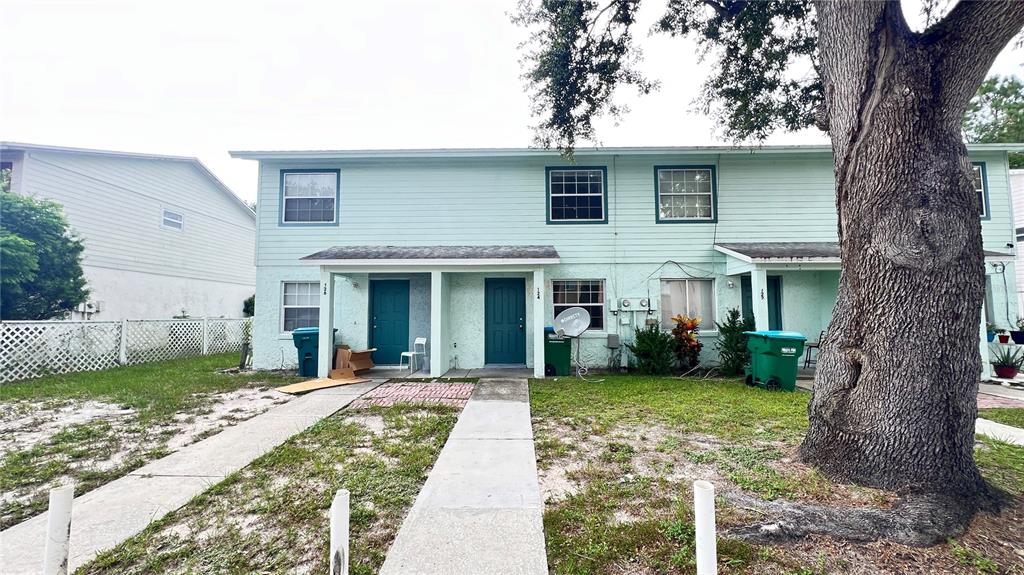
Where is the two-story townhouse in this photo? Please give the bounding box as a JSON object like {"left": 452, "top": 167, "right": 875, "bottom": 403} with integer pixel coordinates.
{"left": 230, "top": 144, "right": 1021, "bottom": 379}
{"left": 2, "top": 142, "right": 256, "bottom": 320}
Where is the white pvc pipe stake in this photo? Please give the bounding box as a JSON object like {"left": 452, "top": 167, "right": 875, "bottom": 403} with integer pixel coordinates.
{"left": 693, "top": 480, "right": 717, "bottom": 575}
{"left": 329, "top": 489, "right": 350, "bottom": 575}
{"left": 43, "top": 484, "right": 74, "bottom": 575}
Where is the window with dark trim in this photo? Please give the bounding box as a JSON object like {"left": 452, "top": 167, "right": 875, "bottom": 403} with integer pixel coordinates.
{"left": 548, "top": 168, "right": 606, "bottom": 223}
{"left": 972, "top": 163, "right": 988, "bottom": 218}
{"left": 282, "top": 171, "right": 338, "bottom": 224}
{"left": 656, "top": 166, "right": 716, "bottom": 222}
{"left": 282, "top": 281, "right": 320, "bottom": 332}
{"left": 552, "top": 280, "right": 605, "bottom": 330}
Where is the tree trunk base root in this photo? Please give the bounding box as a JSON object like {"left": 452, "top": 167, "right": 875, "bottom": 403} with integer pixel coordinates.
{"left": 725, "top": 490, "right": 1004, "bottom": 547}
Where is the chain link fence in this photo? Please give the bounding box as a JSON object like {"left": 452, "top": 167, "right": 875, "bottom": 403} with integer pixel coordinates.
{"left": 0, "top": 318, "right": 252, "bottom": 384}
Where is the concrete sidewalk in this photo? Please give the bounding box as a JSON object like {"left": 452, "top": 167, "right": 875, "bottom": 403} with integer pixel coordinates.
{"left": 380, "top": 379, "right": 548, "bottom": 575}
{"left": 976, "top": 417, "right": 1024, "bottom": 446}
{"left": 0, "top": 381, "right": 379, "bottom": 574}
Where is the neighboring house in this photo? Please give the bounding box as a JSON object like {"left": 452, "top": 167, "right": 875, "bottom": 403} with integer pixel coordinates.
{"left": 1012, "top": 169, "right": 1024, "bottom": 313}
{"left": 230, "top": 144, "right": 1021, "bottom": 378}
{"left": 1, "top": 142, "right": 255, "bottom": 320}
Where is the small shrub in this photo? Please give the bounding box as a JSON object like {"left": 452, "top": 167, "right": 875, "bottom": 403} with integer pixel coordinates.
{"left": 625, "top": 324, "right": 676, "bottom": 375}
{"left": 715, "top": 308, "right": 754, "bottom": 376}
{"left": 243, "top": 294, "right": 255, "bottom": 317}
{"left": 670, "top": 314, "right": 703, "bottom": 370}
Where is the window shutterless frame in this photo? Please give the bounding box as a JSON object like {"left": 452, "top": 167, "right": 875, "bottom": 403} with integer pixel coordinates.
{"left": 279, "top": 169, "right": 341, "bottom": 226}
{"left": 280, "top": 281, "right": 320, "bottom": 333}
{"left": 654, "top": 165, "right": 718, "bottom": 223}
{"left": 545, "top": 166, "right": 609, "bottom": 224}
{"left": 161, "top": 209, "right": 184, "bottom": 231}
{"left": 659, "top": 278, "right": 717, "bottom": 329}
{"left": 973, "top": 162, "right": 990, "bottom": 220}
{"left": 552, "top": 279, "right": 606, "bottom": 331}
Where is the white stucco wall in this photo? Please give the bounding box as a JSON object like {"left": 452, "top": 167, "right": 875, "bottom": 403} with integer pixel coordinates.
{"left": 70, "top": 265, "right": 253, "bottom": 321}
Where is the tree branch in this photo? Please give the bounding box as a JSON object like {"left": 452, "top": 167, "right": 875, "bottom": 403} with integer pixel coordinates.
{"left": 924, "top": 0, "right": 1024, "bottom": 115}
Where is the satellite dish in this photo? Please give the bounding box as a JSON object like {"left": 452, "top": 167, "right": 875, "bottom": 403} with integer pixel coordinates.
{"left": 554, "top": 306, "right": 591, "bottom": 338}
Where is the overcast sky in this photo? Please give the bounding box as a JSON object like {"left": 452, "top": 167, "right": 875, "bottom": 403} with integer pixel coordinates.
{"left": 2, "top": 0, "right": 1021, "bottom": 202}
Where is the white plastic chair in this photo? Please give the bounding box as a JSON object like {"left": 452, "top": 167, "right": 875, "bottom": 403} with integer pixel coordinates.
{"left": 400, "top": 338, "right": 427, "bottom": 373}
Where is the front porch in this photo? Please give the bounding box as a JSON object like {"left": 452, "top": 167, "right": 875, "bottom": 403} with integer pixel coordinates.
{"left": 303, "top": 245, "right": 560, "bottom": 379}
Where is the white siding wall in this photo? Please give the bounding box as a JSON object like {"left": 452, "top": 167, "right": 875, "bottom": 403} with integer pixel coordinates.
{"left": 16, "top": 150, "right": 256, "bottom": 319}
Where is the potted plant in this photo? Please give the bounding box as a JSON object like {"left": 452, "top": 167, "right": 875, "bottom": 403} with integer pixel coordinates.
{"left": 998, "top": 329, "right": 1011, "bottom": 344}
{"left": 987, "top": 322, "right": 997, "bottom": 343}
{"left": 1011, "top": 317, "right": 1024, "bottom": 345}
{"left": 991, "top": 346, "right": 1023, "bottom": 379}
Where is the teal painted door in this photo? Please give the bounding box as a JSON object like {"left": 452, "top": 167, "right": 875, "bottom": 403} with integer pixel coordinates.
{"left": 741, "top": 275, "right": 782, "bottom": 330}
{"left": 485, "top": 278, "right": 526, "bottom": 364}
{"left": 370, "top": 280, "right": 410, "bottom": 365}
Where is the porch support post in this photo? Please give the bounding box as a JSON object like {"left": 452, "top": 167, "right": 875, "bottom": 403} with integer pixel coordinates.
{"left": 430, "top": 271, "right": 443, "bottom": 377}
{"left": 318, "top": 268, "right": 335, "bottom": 378}
{"left": 533, "top": 268, "right": 545, "bottom": 378}
{"left": 979, "top": 306, "right": 991, "bottom": 381}
{"left": 750, "top": 267, "right": 770, "bottom": 331}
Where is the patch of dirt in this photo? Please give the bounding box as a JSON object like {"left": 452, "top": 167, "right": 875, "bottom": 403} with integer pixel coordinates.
{"left": 164, "top": 388, "right": 292, "bottom": 450}
{"left": 0, "top": 400, "right": 134, "bottom": 457}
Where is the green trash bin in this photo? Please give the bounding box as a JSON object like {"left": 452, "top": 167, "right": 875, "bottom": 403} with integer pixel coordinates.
{"left": 544, "top": 326, "right": 572, "bottom": 376}
{"left": 743, "top": 330, "right": 806, "bottom": 391}
{"left": 291, "top": 327, "right": 338, "bottom": 377}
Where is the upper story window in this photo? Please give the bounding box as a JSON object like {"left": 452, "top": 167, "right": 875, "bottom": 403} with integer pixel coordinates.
{"left": 660, "top": 279, "right": 715, "bottom": 329}
{"left": 656, "top": 166, "right": 716, "bottom": 222}
{"left": 547, "top": 167, "right": 607, "bottom": 223}
{"left": 162, "top": 209, "right": 184, "bottom": 231}
{"left": 552, "top": 279, "right": 605, "bottom": 330}
{"left": 282, "top": 281, "right": 320, "bottom": 332}
{"left": 973, "top": 163, "right": 989, "bottom": 219}
{"left": 281, "top": 170, "right": 339, "bottom": 225}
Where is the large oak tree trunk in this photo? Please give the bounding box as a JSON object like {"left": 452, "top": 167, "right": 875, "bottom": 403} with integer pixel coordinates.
{"left": 799, "top": 0, "right": 1024, "bottom": 515}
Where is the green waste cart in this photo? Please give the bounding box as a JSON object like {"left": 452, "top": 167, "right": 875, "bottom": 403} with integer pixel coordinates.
{"left": 744, "top": 330, "right": 806, "bottom": 391}
{"left": 544, "top": 326, "right": 572, "bottom": 376}
{"left": 291, "top": 327, "right": 338, "bottom": 377}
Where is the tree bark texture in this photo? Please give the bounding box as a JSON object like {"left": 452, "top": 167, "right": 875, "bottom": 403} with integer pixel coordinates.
{"left": 801, "top": 0, "right": 1024, "bottom": 509}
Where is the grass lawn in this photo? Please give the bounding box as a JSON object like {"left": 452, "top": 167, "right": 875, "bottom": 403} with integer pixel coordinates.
{"left": 78, "top": 402, "right": 459, "bottom": 575}
{"left": 979, "top": 407, "right": 1024, "bottom": 429}
{"left": 531, "top": 375, "right": 1024, "bottom": 574}
{"left": 0, "top": 353, "right": 302, "bottom": 529}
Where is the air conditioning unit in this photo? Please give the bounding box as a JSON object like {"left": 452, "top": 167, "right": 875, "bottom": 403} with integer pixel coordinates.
{"left": 616, "top": 298, "right": 655, "bottom": 311}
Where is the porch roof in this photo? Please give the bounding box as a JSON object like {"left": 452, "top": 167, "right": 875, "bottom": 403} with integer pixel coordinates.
{"left": 300, "top": 245, "right": 560, "bottom": 267}
{"left": 715, "top": 241, "right": 1014, "bottom": 266}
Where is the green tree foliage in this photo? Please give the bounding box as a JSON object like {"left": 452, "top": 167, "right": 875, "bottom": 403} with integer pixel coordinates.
{"left": 514, "top": 0, "right": 821, "bottom": 148}
{"left": 715, "top": 308, "right": 755, "bottom": 376}
{"left": 0, "top": 191, "right": 88, "bottom": 319}
{"left": 625, "top": 323, "right": 676, "bottom": 374}
{"left": 964, "top": 75, "right": 1024, "bottom": 168}
{"left": 243, "top": 294, "right": 255, "bottom": 317}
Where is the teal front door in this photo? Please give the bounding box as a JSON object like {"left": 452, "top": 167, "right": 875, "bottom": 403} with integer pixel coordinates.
{"left": 370, "top": 280, "right": 410, "bottom": 365}
{"left": 484, "top": 278, "right": 526, "bottom": 365}
{"left": 741, "top": 275, "right": 783, "bottom": 330}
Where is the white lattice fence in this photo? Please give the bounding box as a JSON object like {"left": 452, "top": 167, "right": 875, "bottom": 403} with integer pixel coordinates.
{"left": 0, "top": 318, "right": 252, "bottom": 384}
{"left": 0, "top": 321, "right": 123, "bottom": 383}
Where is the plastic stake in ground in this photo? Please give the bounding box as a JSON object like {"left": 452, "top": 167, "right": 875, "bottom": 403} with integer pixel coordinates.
{"left": 330, "top": 489, "right": 350, "bottom": 575}
{"left": 43, "top": 484, "right": 74, "bottom": 575}
{"left": 693, "top": 480, "right": 717, "bottom": 575}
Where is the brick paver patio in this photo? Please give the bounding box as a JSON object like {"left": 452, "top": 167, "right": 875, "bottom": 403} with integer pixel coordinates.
{"left": 349, "top": 382, "right": 475, "bottom": 408}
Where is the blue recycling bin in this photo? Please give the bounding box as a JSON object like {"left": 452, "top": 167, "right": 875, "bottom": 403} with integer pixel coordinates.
{"left": 291, "top": 327, "right": 337, "bottom": 377}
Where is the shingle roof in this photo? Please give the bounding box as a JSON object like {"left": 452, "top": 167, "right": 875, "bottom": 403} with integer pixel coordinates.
{"left": 300, "top": 245, "right": 560, "bottom": 261}
{"left": 715, "top": 242, "right": 1012, "bottom": 261}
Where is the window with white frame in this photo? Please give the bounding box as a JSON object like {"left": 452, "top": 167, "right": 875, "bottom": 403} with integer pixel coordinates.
{"left": 282, "top": 171, "right": 338, "bottom": 223}
{"left": 162, "top": 209, "right": 184, "bottom": 231}
{"left": 552, "top": 280, "right": 605, "bottom": 330}
{"left": 282, "top": 281, "right": 320, "bottom": 332}
{"left": 548, "top": 168, "right": 606, "bottom": 222}
{"left": 660, "top": 279, "right": 715, "bottom": 328}
{"left": 972, "top": 163, "right": 987, "bottom": 218}
{"left": 657, "top": 167, "right": 715, "bottom": 221}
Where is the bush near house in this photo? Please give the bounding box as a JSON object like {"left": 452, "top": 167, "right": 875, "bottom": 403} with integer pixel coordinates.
{"left": 715, "top": 308, "right": 755, "bottom": 376}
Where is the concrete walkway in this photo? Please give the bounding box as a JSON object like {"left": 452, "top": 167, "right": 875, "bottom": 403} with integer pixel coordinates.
{"left": 976, "top": 417, "right": 1024, "bottom": 446}
{"left": 0, "top": 381, "right": 379, "bottom": 574}
{"left": 380, "top": 379, "right": 548, "bottom": 575}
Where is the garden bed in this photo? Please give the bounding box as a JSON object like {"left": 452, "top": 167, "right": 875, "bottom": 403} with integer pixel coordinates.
{"left": 0, "top": 353, "right": 301, "bottom": 529}
{"left": 531, "top": 376, "right": 1024, "bottom": 574}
